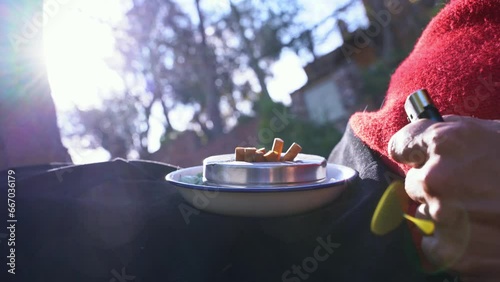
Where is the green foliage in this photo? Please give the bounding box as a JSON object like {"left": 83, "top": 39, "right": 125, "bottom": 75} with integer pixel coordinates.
{"left": 430, "top": 1, "right": 448, "bottom": 17}
{"left": 361, "top": 51, "right": 407, "bottom": 108}
{"left": 276, "top": 118, "right": 343, "bottom": 158}
{"left": 257, "top": 99, "right": 343, "bottom": 158}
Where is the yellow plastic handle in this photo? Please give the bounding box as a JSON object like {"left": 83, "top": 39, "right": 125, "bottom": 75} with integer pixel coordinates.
{"left": 371, "top": 181, "right": 435, "bottom": 236}
{"left": 403, "top": 214, "right": 435, "bottom": 235}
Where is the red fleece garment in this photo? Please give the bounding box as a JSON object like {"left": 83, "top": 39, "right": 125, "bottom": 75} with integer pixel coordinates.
{"left": 350, "top": 0, "right": 500, "bottom": 175}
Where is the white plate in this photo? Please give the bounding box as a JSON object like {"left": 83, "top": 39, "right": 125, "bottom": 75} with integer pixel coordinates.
{"left": 166, "top": 163, "right": 358, "bottom": 217}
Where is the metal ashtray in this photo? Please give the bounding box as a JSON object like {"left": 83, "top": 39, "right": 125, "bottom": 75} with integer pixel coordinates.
{"left": 203, "top": 153, "right": 327, "bottom": 186}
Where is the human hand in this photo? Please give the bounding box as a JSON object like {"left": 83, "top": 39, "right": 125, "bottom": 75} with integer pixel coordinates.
{"left": 388, "top": 115, "right": 500, "bottom": 281}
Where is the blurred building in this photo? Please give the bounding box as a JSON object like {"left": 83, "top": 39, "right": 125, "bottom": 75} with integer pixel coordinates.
{"left": 290, "top": 24, "right": 377, "bottom": 129}
{"left": 290, "top": 0, "right": 436, "bottom": 129}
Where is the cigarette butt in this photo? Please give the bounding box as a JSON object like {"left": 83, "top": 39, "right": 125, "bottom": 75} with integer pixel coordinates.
{"left": 244, "top": 147, "right": 257, "bottom": 162}
{"left": 256, "top": 147, "right": 267, "bottom": 154}
{"left": 271, "top": 138, "right": 284, "bottom": 156}
{"left": 235, "top": 147, "right": 245, "bottom": 161}
{"left": 264, "top": 150, "right": 280, "bottom": 162}
{"left": 255, "top": 150, "right": 266, "bottom": 162}
{"left": 282, "top": 143, "right": 302, "bottom": 161}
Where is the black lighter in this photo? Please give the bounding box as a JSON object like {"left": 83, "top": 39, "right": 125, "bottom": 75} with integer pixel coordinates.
{"left": 404, "top": 89, "right": 444, "bottom": 123}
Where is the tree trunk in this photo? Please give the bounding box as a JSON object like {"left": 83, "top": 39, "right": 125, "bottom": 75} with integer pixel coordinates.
{"left": 195, "top": 0, "right": 224, "bottom": 138}
{"left": 0, "top": 0, "right": 71, "bottom": 170}
{"left": 229, "top": 2, "right": 273, "bottom": 102}
{"left": 362, "top": 0, "right": 396, "bottom": 61}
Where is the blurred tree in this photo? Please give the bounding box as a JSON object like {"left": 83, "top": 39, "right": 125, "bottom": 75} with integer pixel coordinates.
{"left": 113, "top": 0, "right": 236, "bottom": 143}
{"left": 0, "top": 0, "right": 71, "bottom": 170}
{"left": 70, "top": 0, "right": 445, "bottom": 161}
{"left": 194, "top": 0, "right": 224, "bottom": 138}
{"left": 72, "top": 96, "right": 141, "bottom": 159}
{"left": 358, "top": 0, "right": 442, "bottom": 108}
{"left": 75, "top": 0, "right": 314, "bottom": 159}
{"left": 224, "top": 0, "right": 300, "bottom": 101}
{"left": 361, "top": 0, "right": 437, "bottom": 61}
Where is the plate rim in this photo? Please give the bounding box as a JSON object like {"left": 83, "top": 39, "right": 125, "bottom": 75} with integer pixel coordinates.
{"left": 165, "top": 163, "right": 358, "bottom": 193}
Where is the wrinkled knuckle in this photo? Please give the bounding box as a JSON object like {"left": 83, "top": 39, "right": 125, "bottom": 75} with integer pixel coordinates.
{"left": 406, "top": 149, "right": 426, "bottom": 165}
{"left": 427, "top": 124, "right": 454, "bottom": 154}
{"left": 421, "top": 167, "right": 443, "bottom": 195}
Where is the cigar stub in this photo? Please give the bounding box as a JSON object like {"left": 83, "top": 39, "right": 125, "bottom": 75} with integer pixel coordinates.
{"left": 263, "top": 150, "right": 280, "bottom": 162}
{"left": 271, "top": 138, "right": 284, "bottom": 156}
{"left": 256, "top": 147, "right": 267, "bottom": 154}
{"left": 255, "top": 150, "right": 266, "bottom": 162}
{"left": 235, "top": 147, "right": 245, "bottom": 161}
{"left": 244, "top": 147, "right": 257, "bottom": 162}
{"left": 282, "top": 142, "right": 302, "bottom": 162}
{"left": 233, "top": 139, "right": 302, "bottom": 163}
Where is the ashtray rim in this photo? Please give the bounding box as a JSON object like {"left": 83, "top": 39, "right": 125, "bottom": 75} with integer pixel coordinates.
{"left": 203, "top": 153, "right": 327, "bottom": 186}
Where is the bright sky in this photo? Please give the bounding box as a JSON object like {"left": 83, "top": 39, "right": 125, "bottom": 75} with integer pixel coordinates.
{"left": 43, "top": 0, "right": 367, "bottom": 163}
{"left": 44, "top": 0, "right": 126, "bottom": 110}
